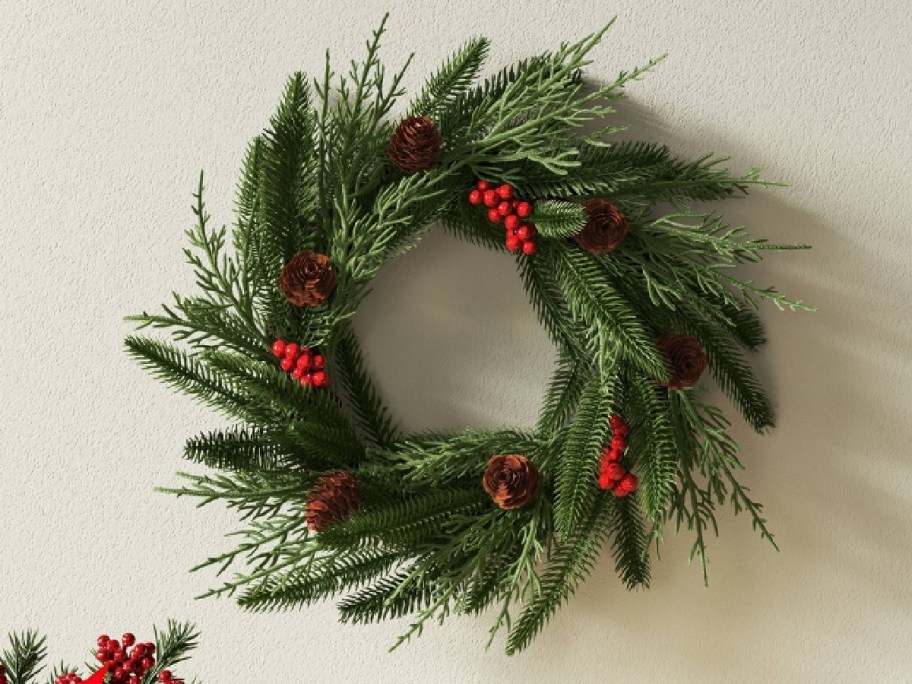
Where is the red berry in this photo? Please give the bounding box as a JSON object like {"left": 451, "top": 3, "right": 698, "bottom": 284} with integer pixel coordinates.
{"left": 141, "top": 657, "right": 154, "bottom": 670}
{"left": 122, "top": 633, "right": 135, "bottom": 647}
{"left": 505, "top": 236, "right": 522, "bottom": 252}
{"left": 313, "top": 354, "right": 325, "bottom": 370}
{"left": 291, "top": 366, "right": 304, "bottom": 379}
{"left": 516, "top": 201, "right": 533, "bottom": 218}
{"left": 614, "top": 423, "right": 630, "bottom": 437}
{"left": 516, "top": 224, "right": 532, "bottom": 240}
{"left": 495, "top": 183, "right": 513, "bottom": 200}
{"left": 610, "top": 435, "right": 628, "bottom": 451}
{"left": 620, "top": 472, "right": 639, "bottom": 492}
{"left": 609, "top": 414, "right": 625, "bottom": 428}
{"left": 476, "top": 180, "right": 491, "bottom": 191}
{"left": 482, "top": 189, "right": 498, "bottom": 207}
{"left": 300, "top": 373, "right": 313, "bottom": 386}
{"left": 296, "top": 352, "right": 312, "bottom": 370}
{"left": 159, "top": 671, "right": 173, "bottom": 682}
{"left": 97, "top": 635, "right": 110, "bottom": 647}
{"left": 132, "top": 644, "right": 146, "bottom": 657}
{"left": 312, "top": 371, "right": 329, "bottom": 388}
{"left": 487, "top": 207, "right": 502, "bottom": 223}
{"left": 504, "top": 214, "right": 520, "bottom": 231}
{"left": 612, "top": 483, "right": 629, "bottom": 497}
{"left": 497, "top": 200, "right": 513, "bottom": 217}
{"left": 604, "top": 462, "right": 625, "bottom": 481}
{"left": 467, "top": 189, "right": 483, "bottom": 205}
{"left": 598, "top": 472, "right": 613, "bottom": 490}
{"left": 96, "top": 648, "right": 107, "bottom": 661}
{"left": 284, "top": 342, "right": 299, "bottom": 358}
{"left": 280, "top": 357, "right": 295, "bottom": 372}
{"left": 109, "top": 640, "right": 120, "bottom": 650}
{"left": 521, "top": 241, "right": 538, "bottom": 256}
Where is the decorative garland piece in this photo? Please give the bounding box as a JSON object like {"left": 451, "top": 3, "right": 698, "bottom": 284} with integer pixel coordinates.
{"left": 0, "top": 623, "right": 200, "bottom": 684}
{"left": 127, "top": 17, "right": 811, "bottom": 654}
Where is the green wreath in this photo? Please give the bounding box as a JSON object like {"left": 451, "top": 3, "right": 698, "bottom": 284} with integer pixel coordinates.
{"left": 126, "top": 17, "right": 811, "bottom": 654}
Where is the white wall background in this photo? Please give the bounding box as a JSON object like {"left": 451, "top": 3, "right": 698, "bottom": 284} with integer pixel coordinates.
{"left": 1, "top": 1, "right": 911, "bottom": 682}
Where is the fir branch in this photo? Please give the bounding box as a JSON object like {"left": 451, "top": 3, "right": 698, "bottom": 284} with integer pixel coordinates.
{"left": 408, "top": 37, "right": 490, "bottom": 119}
{"left": 1, "top": 631, "right": 46, "bottom": 684}
{"left": 553, "top": 247, "right": 667, "bottom": 378}
{"left": 626, "top": 373, "right": 678, "bottom": 522}
{"left": 553, "top": 374, "right": 614, "bottom": 535}
{"left": 531, "top": 200, "right": 586, "bottom": 239}
{"left": 504, "top": 496, "right": 613, "bottom": 655}
{"left": 607, "top": 492, "right": 651, "bottom": 589}
{"left": 332, "top": 325, "right": 398, "bottom": 448}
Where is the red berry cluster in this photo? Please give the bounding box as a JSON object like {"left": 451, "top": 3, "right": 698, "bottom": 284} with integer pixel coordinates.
{"left": 597, "top": 415, "right": 639, "bottom": 496}
{"left": 272, "top": 339, "right": 330, "bottom": 388}
{"left": 467, "top": 180, "right": 538, "bottom": 255}
{"left": 81, "top": 632, "right": 164, "bottom": 684}
{"left": 0, "top": 659, "right": 7, "bottom": 684}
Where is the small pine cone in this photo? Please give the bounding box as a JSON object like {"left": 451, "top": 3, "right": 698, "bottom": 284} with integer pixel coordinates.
{"left": 575, "top": 199, "right": 628, "bottom": 253}
{"left": 657, "top": 333, "right": 707, "bottom": 389}
{"left": 279, "top": 250, "right": 336, "bottom": 307}
{"left": 388, "top": 115, "right": 443, "bottom": 173}
{"left": 306, "top": 470, "right": 360, "bottom": 532}
{"left": 482, "top": 454, "right": 540, "bottom": 510}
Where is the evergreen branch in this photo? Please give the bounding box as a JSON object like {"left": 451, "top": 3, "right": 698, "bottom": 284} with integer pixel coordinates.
{"left": 531, "top": 200, "right": 586, "bottom": 238}
{"left": 333, "top": 324, "right": 398, "bottom": 448}
{"left": 504, "top": 496, "right": 613, "bottom": 655}
{"left": 553, "top": 247, "right": 667, "bottom": 378}
{"left": 1, "top": 631, "right": 46, "bottom": 684}
{"left": 554, "top": 374, "right": 614, "bottom": 535}
{"left": 408, "top": 37, "right": 490, "bottom": 119}
{"left": 627, "top": 373, "right": 677, "bottom": 522}
{"left": 184, "top": 425, "right": 281, "bottom": 472}
{"left": 146, "top": 621, "right": 200, "bottom": 684}
{"left": 607, "top": 492, "right": 651, "bottom": 589}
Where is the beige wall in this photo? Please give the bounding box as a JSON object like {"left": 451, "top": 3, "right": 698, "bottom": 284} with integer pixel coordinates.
{"left": 1, "top": 1, "right": 911, "bottom": 682}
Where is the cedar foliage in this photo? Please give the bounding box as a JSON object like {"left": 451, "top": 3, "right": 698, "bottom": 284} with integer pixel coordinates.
{"left": 127, "top": 16, "right": 810, "bottom": 654}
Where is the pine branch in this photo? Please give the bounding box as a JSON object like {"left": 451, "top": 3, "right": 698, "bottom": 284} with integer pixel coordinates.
{"left": 332, "top": 325, "right": 398, "bottom": 448}
{"left": 146, "top": 621, "right": 200, "bottom": 684}
{"left": 408, "top": 37, "right": 490, "bottom": 119}
{"left": 530, "top": 200, "right": 585, "bottom": 238}
{"left": 607, "top": 492, "right": 651, "bottom": 589}
{"left": 504, "top": 496, "right": 612, "bottom": 655}
{"left": 553, "top": 247, "right": 667, "bottom": 378}
{"left": 553, "top": 374, "right": 614, "bottom": 535}
{"left": 626, "top": 372, "right": 677, "bottom": 522}
{"left": 1, "top": 631, "right": 46, "bottom": 684}
{"left": 184, "top": 425, "right": 281, "bottom": 472}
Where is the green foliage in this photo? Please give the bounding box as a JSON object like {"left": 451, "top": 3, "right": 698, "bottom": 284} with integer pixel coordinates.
{"left": 554, "top": 375, "right": 614, "bottom": 534}
{"left": 127, "top": 17, "right": 809, "bottom": 655}
{"left": 531, "top": 200, "right": 586, "bottom": 238}
{"left": 0, "top": 625, "right": 200, "bottom": 684}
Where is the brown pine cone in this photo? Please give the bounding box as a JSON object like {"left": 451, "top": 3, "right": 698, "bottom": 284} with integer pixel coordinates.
{"left": 388, "top": 115, "right": 443, "bottom": 173}
{"left": 279, "top": 250, "right": 336, "bottom": 307}
{"left": 657, "top": 333, "right": 707, "bottom": 389}
{"left": 482, "top": 454, "right": 540, "bottom": 510}
{"left": 306, "top": 471, "right": 360, "bottom": 532}
{"left": 574, "top": 199, "right": 629, "bottom": 253}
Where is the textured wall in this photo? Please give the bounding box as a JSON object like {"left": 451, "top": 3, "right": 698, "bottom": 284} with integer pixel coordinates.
{"left": 1, "top": 1, "right": 911, "bottom": 682}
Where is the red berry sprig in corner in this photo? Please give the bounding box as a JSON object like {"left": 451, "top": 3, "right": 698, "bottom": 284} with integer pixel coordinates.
{"left": 597, "top": 415, "right": 639, "bottom": 497}
{"left": 467, "top": 180, "right": 538, "bottom": 255}
{"left": 82, "top": 632, "right": 167, "bottom": 684}
{"left": 272, "top": 339, "right": 330, "bottom": 388}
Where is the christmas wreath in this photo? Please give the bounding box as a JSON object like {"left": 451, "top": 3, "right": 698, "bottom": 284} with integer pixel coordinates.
{"left": 127, "top": 17, "right": 811, "bottom": 654}
{"left": 0, "top": 623, "right": 200, "bottom": 684}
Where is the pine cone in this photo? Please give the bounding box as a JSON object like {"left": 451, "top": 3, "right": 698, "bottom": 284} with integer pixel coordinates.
{"left": 388, "top": 115, "right": 443, "bottom": 173}
{"left": 306, "top": 471, "right": 360, "bottom": 532}
{"left": 279, "top": 250, "right": 336, "bottom": 307}
{"left": 657, "top": 333, "right": 707, "bottom": 389}
{"left": 482, "top": 454, "right": 540, "bottom": 510}
{"left": 574, "top": 199, "right": 628, "bottom": 253}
